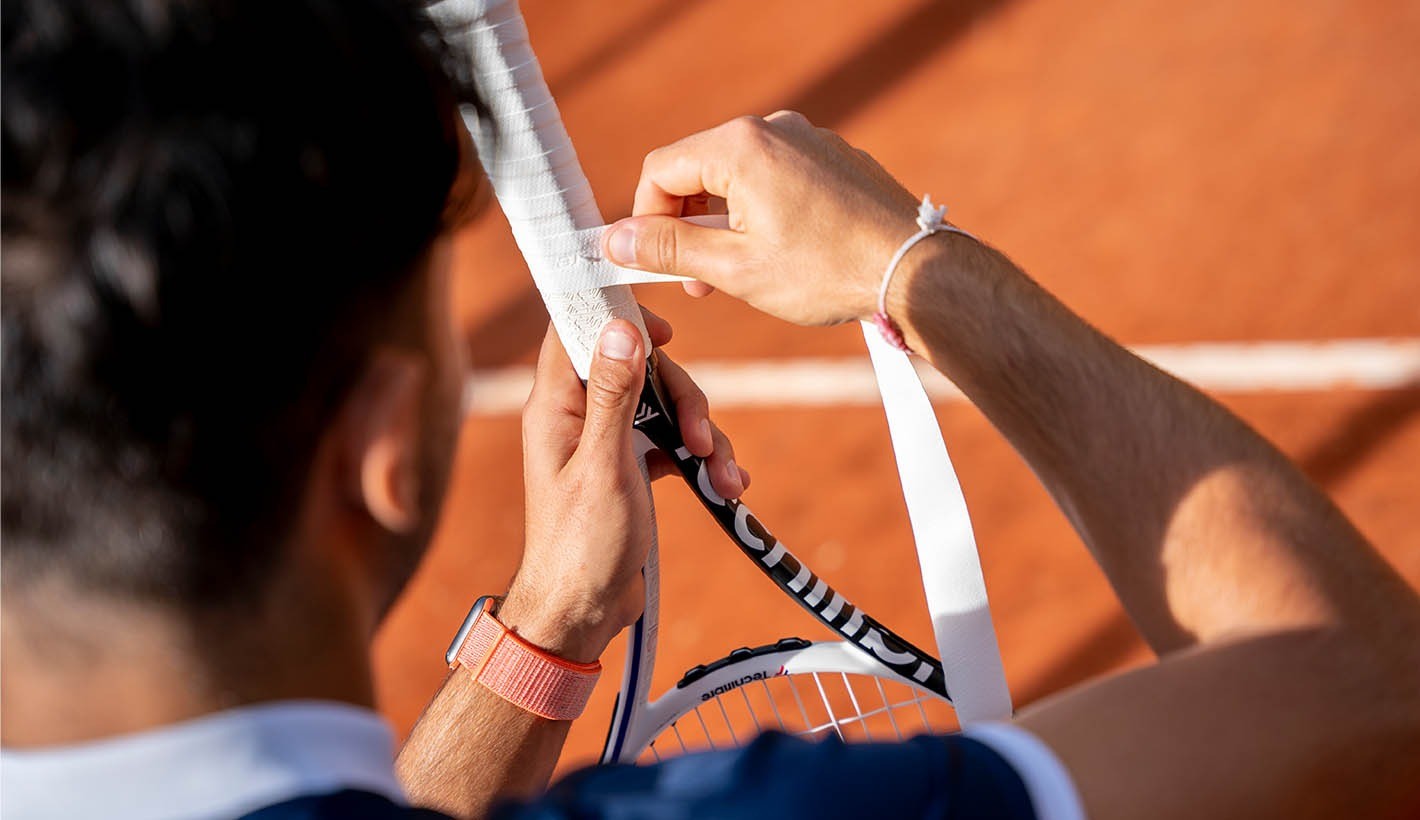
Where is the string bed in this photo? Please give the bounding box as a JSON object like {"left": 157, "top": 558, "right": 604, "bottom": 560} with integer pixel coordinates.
{"left": 640, "top": 671, "right": 959, "bottom": 764}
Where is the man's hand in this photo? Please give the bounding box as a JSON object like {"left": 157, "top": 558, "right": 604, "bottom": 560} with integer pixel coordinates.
{"left": 602, "top": 111, "right": 924, "bottom": 327}
{"left": 399, "top": 310, "right": 743, "bottom": 817}
{"left": 499, "top": 310, "right": 747, "bottom": 663}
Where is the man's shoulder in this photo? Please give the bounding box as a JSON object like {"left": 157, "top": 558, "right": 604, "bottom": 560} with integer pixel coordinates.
{"left": 239, "top": 789, "right": 452, "bottom": 820}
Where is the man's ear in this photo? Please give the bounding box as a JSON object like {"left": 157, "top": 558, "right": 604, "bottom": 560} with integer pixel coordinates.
{"left": 341, "top": 349, "right": 427, "bottom": 534}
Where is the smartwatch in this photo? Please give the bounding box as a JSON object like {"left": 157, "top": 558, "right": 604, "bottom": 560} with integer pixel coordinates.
{"left": 445, "top": 595, "right": 601, "bottom": 721}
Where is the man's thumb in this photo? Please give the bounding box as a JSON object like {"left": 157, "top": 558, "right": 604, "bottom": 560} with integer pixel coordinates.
{"left": 604, "top": 215, "right": 743, "bottom": 288}
{"left": 580, "top": 320, "right": 645, "bottom": 460}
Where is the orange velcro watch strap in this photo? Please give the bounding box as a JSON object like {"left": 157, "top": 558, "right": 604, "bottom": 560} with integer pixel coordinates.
{"left": 453, "top": 608, "right": 601, "bottom": 721}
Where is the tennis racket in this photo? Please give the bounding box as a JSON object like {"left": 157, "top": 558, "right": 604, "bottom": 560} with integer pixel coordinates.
{"left": 430, "top": 0, "right": 1009, "bottom": 765}
{"left": 604, "top": 356, "right": 957, "bottom": 762}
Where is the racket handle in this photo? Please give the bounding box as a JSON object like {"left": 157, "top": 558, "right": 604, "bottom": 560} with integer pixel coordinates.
{"left": 433, "top": 0, "right": 648, "bottom": 376}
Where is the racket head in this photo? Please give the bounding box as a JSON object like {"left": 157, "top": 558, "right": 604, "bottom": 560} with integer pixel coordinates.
{"left": 607, "top": 639, "right": 959, "bottom": 764}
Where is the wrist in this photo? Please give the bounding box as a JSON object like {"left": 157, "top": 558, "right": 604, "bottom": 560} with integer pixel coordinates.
{"left": 445, "top": 594, "right": 603, "bottom": 722}
{"left": 851, "top": 206, "right": 924, "bottom": 323}
{"left": 496, "top": 584, "right": 613, "bottom": 665}
{"left": 881, "top": 229, "right": 980, "bottom": 353}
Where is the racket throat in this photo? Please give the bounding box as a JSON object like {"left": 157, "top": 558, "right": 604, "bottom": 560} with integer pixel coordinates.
{"left": 630, "top": 355, "right": 950, "bottom": 699}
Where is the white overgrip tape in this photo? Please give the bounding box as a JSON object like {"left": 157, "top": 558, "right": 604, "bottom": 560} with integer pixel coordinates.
{"left": 522, "top": 216, "right": 729, "bottom": 294}
{"left": 861, "top": 320, "right": 1012, "bottom": 724}
{"left": 434, "top": 0, "right": 726, "bottom": 372}
{"left": 528, "top": 225, "right": 693, "bottom": 294}
{"left": 540, "top": 214, "right": 729, "bottom": 294}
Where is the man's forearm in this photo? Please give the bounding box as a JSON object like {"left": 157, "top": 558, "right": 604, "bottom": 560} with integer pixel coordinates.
{"left": 395, "top": 593, "right": 608, "bottom": 819}
{"left": 892, "top": 233, "right": 1418, "bottom": 652}
{"left": 598, "top": 113, "right": 1420, "bottom": 818}
{"left": 397, "top": 667, "right": 569, "bottom": 819}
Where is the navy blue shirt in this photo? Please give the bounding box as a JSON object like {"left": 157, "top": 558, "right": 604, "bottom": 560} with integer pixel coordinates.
{"left": 497, "top": 733, "right": 1035, "bottom": 820}
{"left": 242, "top": 790, "right": 452, "bottom": 819}
{"left": 245, "top": 733, "right": 1034, "bottom": 820}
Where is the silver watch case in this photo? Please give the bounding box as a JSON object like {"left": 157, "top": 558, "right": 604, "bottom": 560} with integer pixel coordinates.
{"left": 444, "top": 594, "right": 502, "bottom": 666}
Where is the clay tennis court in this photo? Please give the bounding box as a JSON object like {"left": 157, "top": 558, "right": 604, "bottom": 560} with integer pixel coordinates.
{"left": 374, "top": 0, "right": 1420, "bottom": 772}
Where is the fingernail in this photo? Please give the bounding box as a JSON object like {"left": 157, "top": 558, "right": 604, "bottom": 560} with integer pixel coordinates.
{"left": 600, "top": 325, "right": 637, "bottom": 360}
{"left": 725, "top": 459, "right": 741, "bottom": 492}
{"left": 697, "top": 418, "right": 711, "bottom": 447}
{"left": 607, "top": 225, "right": 636, "bottom": 265}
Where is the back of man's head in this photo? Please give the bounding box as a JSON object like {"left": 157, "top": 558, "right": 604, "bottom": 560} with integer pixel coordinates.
{"left": 2, "top": 0, "right": 475, "bottom": 611}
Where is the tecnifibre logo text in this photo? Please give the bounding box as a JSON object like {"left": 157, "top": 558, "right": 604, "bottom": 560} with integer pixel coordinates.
{"left": 700, "top": 668, "right": 784, "bottom": 701}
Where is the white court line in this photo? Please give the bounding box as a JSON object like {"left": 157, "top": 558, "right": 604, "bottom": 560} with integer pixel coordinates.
{"left": 464, "top": 338, "right": 1420, "bottom": 416}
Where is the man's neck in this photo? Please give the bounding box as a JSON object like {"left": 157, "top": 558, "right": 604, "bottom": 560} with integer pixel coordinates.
{"left": 0, "top": 576, "right": 375, "bottom": 748}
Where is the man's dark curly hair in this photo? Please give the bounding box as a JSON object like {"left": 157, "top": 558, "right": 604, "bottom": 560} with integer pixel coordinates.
{"left": 1, "top": 0, "right": 484, "bottom": 609}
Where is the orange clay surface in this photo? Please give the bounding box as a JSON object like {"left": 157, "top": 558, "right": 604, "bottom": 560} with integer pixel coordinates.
{"left": 373, "top": 0, "right": 1420, "bottom": 774}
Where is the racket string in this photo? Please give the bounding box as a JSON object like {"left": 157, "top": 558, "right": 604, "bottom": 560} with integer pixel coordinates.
{"left": 810, "top": 672, "right": 846, "bottom": 742}
{"left": 692, "top": 707, "right": 718, "bottom": 751}
{"left": 840, "top": 673, "right": 871, "bottom": 742}
{"left": 873, "top": 676, "right": 905, "bottom": 741}
{"left": 640, "top": 671, "right": 956, "bottom": 763}
{"left": 760, "top": 679, "right": 789, "bottom": 732}
{"left": 714, "top": 696, "right": 741, "bottom": 746}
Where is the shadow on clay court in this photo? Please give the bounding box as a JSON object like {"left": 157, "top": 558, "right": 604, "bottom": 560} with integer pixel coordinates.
{"left": 1299, "top": 386, "right": 1420, "bottom": 489}
{"left": 774, "top": 0, "right": 1010, "bottom": 129}
{"left": 1014, "top": 613, "right": 1146, "bottom": 707}
{"left": 543, "top": 0, "right": 706, "bottom": 101}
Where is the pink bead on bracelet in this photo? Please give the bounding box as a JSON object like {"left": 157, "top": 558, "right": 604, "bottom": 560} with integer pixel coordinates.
{"left": 872, "top": 195, "right": 976, "bottom": 353}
